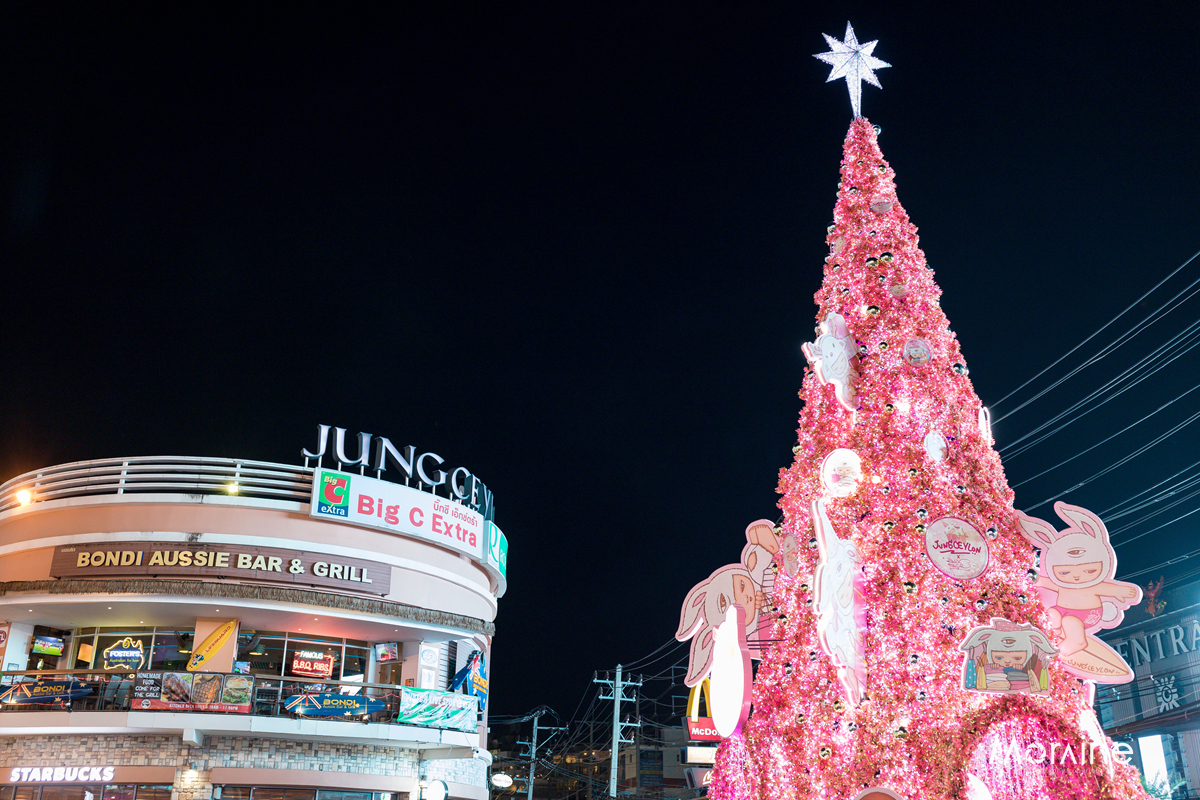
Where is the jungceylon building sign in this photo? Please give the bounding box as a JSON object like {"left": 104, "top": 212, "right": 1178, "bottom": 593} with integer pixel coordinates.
{"left": 0, "top": 424, "right": 510, "bottom": 800}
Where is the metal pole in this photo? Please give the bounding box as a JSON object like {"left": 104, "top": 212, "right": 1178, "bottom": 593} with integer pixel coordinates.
{"left": 609, "top": 665, "right": 621, "bottom": 797}
{"left": 527, "top": 709, "right": 540, "bottom": 800}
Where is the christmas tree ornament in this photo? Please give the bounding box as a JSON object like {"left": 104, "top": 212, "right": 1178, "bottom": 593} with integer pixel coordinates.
{"left": 878, "top": 340, "right": 888, "bottom": 350}
{"left": 819, "top": 746, "right": 832, "bottom": 759}
{"left": 1018, "top": 593, "right": 1028, "bottom": 604}
{"left": 955, "top": 484, "right": 966, "bottom": 493}
{"left": 974, "top": 598, "right": 988, "bottom": 611}
{"left": 866, "top": 304, "right": 881, "bottom": 316}
{"left": 833, "top": 698, "right": 846, "bottom": 712}
{"left": 865, "top": 257, "right": 879, "bottom": 267}
{"left": 915, "top": 508, "right": 928, "bottom": 519}
{"left": 902, "top": 581, "right": 916, "bottom": 594}
{"left": 902, "top": 338, "right": 932, "bottom": 366}
{"left": 803, "top": 313, "right": 861, "bottom": 410}
{"left": 889, "top": 284, "right": 908, "bottom": 298}
{"left": 884, "top": 403, "right": 895, "bottom": 413}
{"left": 820, "top": 449, "right": 863, "bottom": 497}
{"left": 985, "top": 526, "right": 998, "bottom": 540}
{"left": 783, "top": 662, "right": 793, "bottom": 674}
{"left": 882, "top": 521, "right": 895, "bottom": 531}
{"left": 1026, "top": 568, "right": 1039, "bottom": 582}
{"left": 952, "top": 362, "right": 967, "bottom": 375}
{"left": 959, "top": 618, "right": 1057, "bottom": 696}
{"left": 894, "top": 727, "right": 908, "bottom": 741}
{"left": 880, "top": 252, "right": 894, "bottom": 263}
{"left": 796, "top": 712, "right": 806, "bottom": 724}
{"left": 858, "top": 344, "right": 868, "bottom": 355}
{"left": 924, "top": 517, "right": 989, "bottom": 581}
{"left": 915, "top": 523, "right": 927, "bottom": 534}
{"left": 813, "top": 22, "right": 890, "bottom": 118}
{"left": 907, "top": 467, "right": 918, "bottom": 477}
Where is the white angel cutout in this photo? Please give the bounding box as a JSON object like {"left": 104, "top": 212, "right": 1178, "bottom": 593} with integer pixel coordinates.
{"left": 802, "top": 312, "right": 860, "bottom": 410}
{"left": 813, "top": 497, "right": 866, "bottom": 704}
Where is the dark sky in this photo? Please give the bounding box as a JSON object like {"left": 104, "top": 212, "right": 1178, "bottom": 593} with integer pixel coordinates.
{"left": 3, "top": 6, "right": 1200, "bottom": 720}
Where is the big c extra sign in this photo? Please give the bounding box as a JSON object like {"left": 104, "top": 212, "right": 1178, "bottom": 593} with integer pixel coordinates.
{"left": 313, "top": 470, "right": 484, "bottom": 559}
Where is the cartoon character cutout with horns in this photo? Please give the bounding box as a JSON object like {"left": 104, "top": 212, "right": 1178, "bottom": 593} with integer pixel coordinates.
{"left": 813, "top": 497, "right": 866, "bottom": 704}
{"left": 1017, "top": 501, "right": 1141, "bottom": 684}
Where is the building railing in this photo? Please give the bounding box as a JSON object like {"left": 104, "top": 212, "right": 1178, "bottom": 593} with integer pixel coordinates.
{"left": 0, "top": 670, "right": 480, "bottom": 733}
{"left": 0, "top": 456, "right": 316, "bottom": 514}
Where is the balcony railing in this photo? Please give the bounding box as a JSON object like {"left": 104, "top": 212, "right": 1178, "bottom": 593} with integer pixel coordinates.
{"left": 0, "top": 670, "right": 479, "bottom": 733}
{"left": 0, "top": 456, "right": 315, "bottom": 513}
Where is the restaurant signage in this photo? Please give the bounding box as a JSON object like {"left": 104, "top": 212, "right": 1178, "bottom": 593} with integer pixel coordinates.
{"left": 8, "top": 767, "right": 115, "bottom": 783}
{"left": 290, "top": 650, "right": 336, "bottom": 679}
{"left": 486, "top": 522, "right": 508, "bottom": 580}
{"left": 284, "top": 693, "right": 386, "bottom": 716}
{"left": 0, "top": 681, "right": 92, "bottom": 704}
{"left": 102, "top": 637, "right": 146, "bottom": 670}
{"left": 312, "top": 469, "right": 484, "bottom": 559}
{"left": 50, "top": 542, "right": 391, "bottom": 595}
{"left": 132, "top": 672, "right": 252, "bottom": 712}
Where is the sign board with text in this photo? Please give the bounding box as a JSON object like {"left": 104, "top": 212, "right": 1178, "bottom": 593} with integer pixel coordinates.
{"left": 50, "top": 542, "right": 391, "bottom": 596}
{"left": 133, "top": 672, "right": 252, "bottom": 712}
{"left": 311, "top": 470, "right": 484, "bottom": 559}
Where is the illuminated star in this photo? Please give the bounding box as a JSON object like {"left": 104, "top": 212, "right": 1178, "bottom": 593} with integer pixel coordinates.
{"left": 814, "top": 22, "right": 890, "bottom": 118}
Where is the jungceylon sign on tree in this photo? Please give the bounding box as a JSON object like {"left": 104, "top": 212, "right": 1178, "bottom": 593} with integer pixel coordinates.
{"left": 693, "top": 26, "right": 1148, "bottom": 800}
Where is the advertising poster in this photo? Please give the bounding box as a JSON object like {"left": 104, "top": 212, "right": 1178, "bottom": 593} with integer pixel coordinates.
{"left": 0, "top": 680, "right": 91, "bottom": 704}
{"left": 395, "top": 686, "right": 478, "bottom": 732}
{"left": 311, "top": 470, "right": 484, "bottom": 559}
{"left": 290, "top": 650, "right": 335, "bottom": 679}
{"left": 132, "top": 672, "right": 252, "bottom": 712}
{"left": 284, "top": 693, "right": 386, "bottom": 716}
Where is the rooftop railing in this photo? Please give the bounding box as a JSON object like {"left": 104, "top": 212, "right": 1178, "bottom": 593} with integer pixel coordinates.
{"left": 0, "top": 457, "right": 314, "bottom": 514}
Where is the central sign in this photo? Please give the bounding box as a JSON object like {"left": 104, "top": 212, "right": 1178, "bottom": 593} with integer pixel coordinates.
{"left": 311, "top": 469, "right": 484, "bottom": 559}
{"left": 290, "top": 650, "right": 335, "bottom": 678}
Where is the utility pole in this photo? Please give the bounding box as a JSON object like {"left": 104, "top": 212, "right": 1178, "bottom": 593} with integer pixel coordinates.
{"left": 516, "top": 707, "right": 566, "bottom": 800}
{"left": 594, "top": 665, "right": 641, "bottom": 798}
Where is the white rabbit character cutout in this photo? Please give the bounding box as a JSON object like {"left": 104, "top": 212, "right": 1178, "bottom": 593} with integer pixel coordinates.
{"left": 802, "top": 312, "right": 860, "bottom": 411}
{"left": 675, "top": 519, "right": 782, "bottom": 687}
{"left": 813, "top": 497, "right": 866, "bottom": 704}
{"left": 1016, "top": 501, "right": 1142, "bottom": 684}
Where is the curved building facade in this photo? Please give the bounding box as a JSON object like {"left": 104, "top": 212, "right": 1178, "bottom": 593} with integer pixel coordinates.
{"left": 0, "top": 443, "right": 507, "bottom": 800}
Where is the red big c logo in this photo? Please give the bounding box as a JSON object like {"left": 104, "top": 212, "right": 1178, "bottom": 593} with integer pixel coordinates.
{"left": 323, "top": 477, "right": 347, "bottom": 505}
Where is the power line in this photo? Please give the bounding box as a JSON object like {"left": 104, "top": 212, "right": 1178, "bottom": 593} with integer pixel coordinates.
{"left": 990, "top": 248, "right": 1200, "bottom": 414}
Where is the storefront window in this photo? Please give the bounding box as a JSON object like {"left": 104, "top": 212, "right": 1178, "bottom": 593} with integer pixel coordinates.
{"left": 0, "top": 786, "right": 13, "bottom": 800}
{"left": 73, "top": 633, "right": 98, "bottom": 670}
{"left": 252, "top": 789, "right": 316, "bottom": 800}
{"left": 318, "top": 792, "right": 372, "bottom": 800}
{"left": 149, "top": 631, "right": 190, "bottom": 670}
{"left": 342, "top": 645, "right": 368, "bottom": 681}
{"left": 40, "top": 786, "right": 102, "bottom": 800}
{"left": 218, "top": 790, "right": 251, "bottom": 800}
{"left": 12, "top": 788, "right": 36, "bottom": 800}
{"left": 246, "top": 637, "right": 285, "bottom": 677}
{"left": 102, "top": 785, "right": 135, "bottom": 800}
{"left": 134, "top": 786, "right": 171, "bottom": 800}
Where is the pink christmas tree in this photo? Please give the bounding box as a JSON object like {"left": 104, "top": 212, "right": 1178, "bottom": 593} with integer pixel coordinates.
{"left": 703, "top": 119, "right": 1148, "bottom": 800}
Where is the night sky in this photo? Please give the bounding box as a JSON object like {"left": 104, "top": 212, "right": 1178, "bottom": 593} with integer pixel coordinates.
{"left": 3, "top": 7, "right": 1200, "bottom": 721}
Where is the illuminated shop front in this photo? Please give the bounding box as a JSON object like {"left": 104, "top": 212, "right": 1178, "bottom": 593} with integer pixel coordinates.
{"left": 0, "top": 427, "right": 507, "bottom": 800}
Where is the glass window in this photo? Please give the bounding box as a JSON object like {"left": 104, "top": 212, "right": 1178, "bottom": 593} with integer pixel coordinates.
{"left": 149, "top": 631, "right": 190, "bottom": 671}
{"left": 134, "top": 787, "right": 171, "bottom": 800}
{"left": 0, "top": 786, "right": 13, "bottom": 800}
{"left": 12, "top": 788, "right": 36, "bottom": 800}
{"left": 74, "top": 634, "right": 98, "bottom": 669}
{"left": 103, "top": 786, "right": 135, "bottom": 800}
{"left": 41, "top": 786, "right": 102, "bottom": 800}
{"left": 342, "top": 647, "right": 369, "bottom": 681}
{"left": 218, "top": 789, "right": 251, "bottom": 800}
{"left": 246, "top": 637, "right": 286, "bottom": 677}
{"left": 318, "top": 792, "right": 372, "bottom": 800}
{"left": 252, "top": 790, "right": 316, "bottom": 800}
{"left": 286, "top": 641, "right": 340, "bottom": 681}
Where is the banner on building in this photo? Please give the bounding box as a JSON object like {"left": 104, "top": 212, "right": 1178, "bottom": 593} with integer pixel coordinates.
{"left": 0, "top": 680, "right": 91, "bottom": 704}
{"left": 284, "top": 693, "right": 386, "bottom": 716}
{"left": 132, "top": 672, "right": 252, "bottom": 712}
{"left": 396, "top": 686, "right": 478, "bottom": 732}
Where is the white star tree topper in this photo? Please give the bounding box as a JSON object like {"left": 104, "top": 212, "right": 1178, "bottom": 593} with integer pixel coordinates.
{"left": 814, "top": 22, "right": 890, "bottom": 118}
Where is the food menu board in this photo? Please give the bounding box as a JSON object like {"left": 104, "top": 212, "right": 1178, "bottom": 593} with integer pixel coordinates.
{"left": 132, "top": 672, "right": 252, "bottom": 712}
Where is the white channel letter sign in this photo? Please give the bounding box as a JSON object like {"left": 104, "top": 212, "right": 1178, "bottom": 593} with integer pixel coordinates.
{"left": 311, "top": 469, "right": 483, "bottom": 559}
{"left": 486, "top": 521, "right": 508, "bottom": 579}
{"left": 10, "top": 767, "right": 115, "bottom": 782}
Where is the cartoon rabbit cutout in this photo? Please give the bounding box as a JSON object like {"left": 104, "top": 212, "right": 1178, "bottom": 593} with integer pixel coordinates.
{"left": 959, "top": 618, "right": 1057, "bottom": 695}
{"left": 813, "top": 497, "right": 866, "bottom": 704}
{"left": 802, "top": 312, "right": 860, "bottom": 411}
{"left": 675, "top": 519, "right": 782, "bottom": 687}
{"left": 1017, "top": 501, "right": 1142, "bottom": 684}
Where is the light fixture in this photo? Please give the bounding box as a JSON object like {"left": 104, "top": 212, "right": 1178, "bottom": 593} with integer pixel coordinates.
{"left": 16, "top": 489, "right": 31, "bottom": 506}
{"left": 896, "top": 400, "right": 911, "bottom": 413}
{"left": 108, "top": 607, "right": 112, "bottom": 610}
{"left": 227, "top": 483, "right": 239, "bottom": 494}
